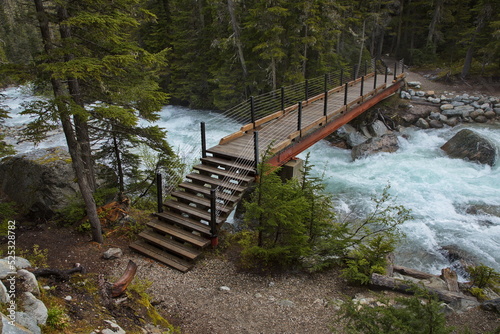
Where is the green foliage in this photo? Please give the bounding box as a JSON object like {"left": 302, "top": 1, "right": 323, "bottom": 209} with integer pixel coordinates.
{"left": 19, "top": 244, "right": 49, "bottom": 268}
{"left": 240, "top": 154, "right": 410, "bottom": 274}
{"left": 0, "top": 202, "right": 17, "bottom": 236}
{"left": 469, "top": 286, "right": 487, "bottom": 301}
{"left": 44, "top": 306, "right": 70, "bottom": 330}
{"left": 467, "top": 264, "right": 500, "bottom": 290}
{"left": 334, "top": 287, "right": 453, "bottom": 334}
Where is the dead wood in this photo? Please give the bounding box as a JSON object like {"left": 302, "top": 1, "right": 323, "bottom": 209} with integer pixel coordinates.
{"left": 441, "top": 268, "right": 460, "bottom": 293}
{"left": 370, "top": 273, "right": 477, "bottom": 305}
{"left": 393, "top": 265, "right": 438, "bottom": 279}
{"left": 32, "top": 263, "right": 85, "bottom": 280}
{"left": 110, "top": 260, "right": 138, "bottom": 297}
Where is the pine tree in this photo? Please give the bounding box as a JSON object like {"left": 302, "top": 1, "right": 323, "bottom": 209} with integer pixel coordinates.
{"left": 27, "top": 0, "right": 170, "bottom": 242}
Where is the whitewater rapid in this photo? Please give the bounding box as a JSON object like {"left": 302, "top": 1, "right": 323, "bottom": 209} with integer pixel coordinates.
{"left": 2, "top": 86, "right": 499, "bottom": 275}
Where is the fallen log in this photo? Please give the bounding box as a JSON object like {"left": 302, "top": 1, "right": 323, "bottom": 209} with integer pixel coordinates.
{"left": 393, "top": 265, "right": 438, "bottom": 279}
{"left": 370, "top": 273, "right": 478, "bottom": 306}
{"left": 32, "top": 263, "right": 85, "bottom": 281}
{"left": 110, "top": 260, "right": 138, "bottom": 297}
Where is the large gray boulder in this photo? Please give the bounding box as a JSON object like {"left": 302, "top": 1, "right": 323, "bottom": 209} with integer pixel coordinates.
{"left": 0, "top": 147, "right": 78, "bottom": 216}
{"left": 351, "top": 134, "right": 399, "bottom": 160}
{"left": 440, "top": 129, "right": 497, "bottom": 166}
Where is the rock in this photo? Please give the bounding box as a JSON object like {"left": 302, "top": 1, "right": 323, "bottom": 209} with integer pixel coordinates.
{"left": 219, "top": 286, "right": 230, "bottom": 292}
{"left": 351, "top": 134, "right": 399, "bottom": 160}
{"left": 454, "top": 105, "right": 475, "bottom": 116}
{"left": 481, "top": 298, "right": 500, "bottom": 314}
{"left": 428, "top": 97, "right": 441, "bottom": 104}
{"left": 369, "top": 120, "right": 390, "bottom": 137}
{"left": 451, "top": 101, "right": 465, "bottom": 107}
{"left": 17, "top": 269, "right": 40, "bottom": 296}
{"left": 103, "top": 248, "right": 123, "bottom": 260}
{"left": 429, "top": 112, "right": 441, "bottom": 120}
{"left": 21, "top": 292, "right": 47, "bottom": 325}
{"left": 440, "top": 104, "right": 454, "bottom": 111}
{"left": 469, "top": 110, "right": 483, "bottom": 119}
{"left": 407, "top": 81, "right": 421, "bottom": 87}
{"left": 102, "top": 320, "right": 126, "bottom": 334}
{"left": 400, "top": 91, "right": 411, "bottom": 99}
{"left": 474, "top": 115, "right": 487, "bottom": 123}
{"left": 429, "top": 120, "right": 444, "bottom": 128}
{"left": 0, "top": 259, "right": 15, "bottom": 279}
{"left": 402, "top": 113, "right": 419, "bottom": 124}
{"left": 494, "top": 108, "right": 500, "bottom": 115}
{"left": 416, "top": 91, "right": 426, "bottom": 97}
{"left": 277, "top": 299, "right": 294, "bottom": 307}
{"left": 426, "top": 91, "right": 435, "bottom": 96}
{"left": 0, "top": 280, "right": 9, "bottom": 303}
{"left": 415, "top": 118, "right": 430, "bottom": 129}
{"left": 480, "top": 103, "right": 490, "bottom": 109}
{"left": 7, "top": 258, "right": 31, "bottom": 270}
{"left": 64, "top": 295, "right": 72, "bottom": 301}
{"left": 443, "top": 117, "right": 459, "bottom": 127}
{"left": 14, "top": 312, "right": 41, "bottom": 334}
{"left": 1, "top": 313, "right": 33, "bottom": 334}
{"left": 346, "top": 132, "right": 369, "bottom": 147}
{"left": 0, "top": 147, "right": 79, "bottom": 216}
{"left": 441, "top": 129, "right": 497, "bottom": 166}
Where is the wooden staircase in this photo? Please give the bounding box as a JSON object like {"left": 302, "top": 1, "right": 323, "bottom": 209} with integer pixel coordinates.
{"left": 130, "top": 155, "right": 256, "bottom": 272}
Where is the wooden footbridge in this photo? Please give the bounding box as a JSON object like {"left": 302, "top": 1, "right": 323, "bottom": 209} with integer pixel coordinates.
{"left": 130, "top": 60, "right": 406, "bottom": 271}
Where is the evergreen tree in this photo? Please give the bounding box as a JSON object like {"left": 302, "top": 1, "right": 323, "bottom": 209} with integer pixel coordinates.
{"left": 26, "top": 0, "right": 170, "bottom": 242}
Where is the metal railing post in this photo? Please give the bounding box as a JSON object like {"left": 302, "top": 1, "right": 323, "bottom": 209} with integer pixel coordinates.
{"left": 156, "top": 173, "right": 163, "bottom": 213}
{"left": 373, "top": 70, "right": 377, "bottom": 89}
{"left": 210, "top": 189, "right": 218, "bottom": 247}
{"left": 250, "top": 96, "right": 256, "bottom": 129}
{"left": 344, "top": 83, "right": 348, "bottom": 105}
{"left": 323, "top": 90, "right": 328, "bottom": 116}
{"left": 394, "top": 62, "right": 397, "bottom": 80}
{"left": 281, "top": 86, "right": 285, "bottom": 111}
{"left": 297, "top": 101, "right": 302, "bottom": 132}
{"left": 324, "top": 73, "right": 328, "bottom": 92}
{"left": 305, "top": 80, "right": 309, "bottom": 101}
{"left": 360, "top": 76, "right": 364, "bottom": 96}
{"left": 385, "top": 67, "right": 388, "bottom": 83}
{"left": 254, "top": 131, "right": 259, "bottom": 175}
{"left": 200, "top": 122, "right": 207, "bottom": 158}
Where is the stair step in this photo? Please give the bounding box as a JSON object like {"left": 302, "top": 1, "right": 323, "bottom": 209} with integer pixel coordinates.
{"left": 193, "top": 164, "right": 255, "bottom": 184}
{"left": 201, "top": 156, "right": 256, "bottom": 175}
{"left": 154, "top": 211, "right": 211, "bottom": 236}
{"left": 139, "top": 230, "right": 202, "bottom": 260}
{"left": 164, "top": 200, "right": 221, "bottom": 223}
{"left": 147, "top": 219, "right": 211, "bottom": 248}
{"left": 186, "top": 173, "right": 246, "bottom": 193}
{"left": 171, "top": 191, "right": 233, "bottom": 214}
{"left": 129, "top": 240, "right": 193, "bottom": 272}
{"left": 178, "top": 182, "right": 241, "bottom": 203}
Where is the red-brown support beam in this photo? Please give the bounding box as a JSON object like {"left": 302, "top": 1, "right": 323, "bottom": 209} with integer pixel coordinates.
{"left": 266, "top": 79, "right": 404, "bottom": 167}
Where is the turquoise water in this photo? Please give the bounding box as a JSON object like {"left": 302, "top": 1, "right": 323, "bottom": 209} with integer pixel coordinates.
{"left": 3, "top": 86, "right": 499, "bottom": 274}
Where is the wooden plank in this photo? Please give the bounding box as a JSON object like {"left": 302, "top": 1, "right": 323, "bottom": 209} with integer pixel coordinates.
{"left": 154, "top": 212, "right": 211, "bottom": 236}
{"left": 201, "top": 156, "right": 256, "bottom": 175}
{"left": 139, "top": 230, "right": 202, "bottom": 260}
{"left": 129, "top": 240, "right": 192, "bottom": 272}
{"left": 301, "top": 116, "right": 327, "bottom": 134}
{"left": 171, "top": 191, "right": 233, "bottom": 214}
{"left": 193, "top": 164, "right": 254, "bottom": 183}
{"left": 186, "top": 173, "right": 246, "bottom": 193}
{"left": 270, "top": 139, "right": 292, "bottom": 154}
{"left": 164, "top": 200, "right": 220, "bottom": 223}
{"left": 219, "top": 131, "right": 245, "bottom": 145}
{"left": 254, "top": 110, "right": 284, "bottom": 127}
{"left": 147, "top": 219, "right": 211, "bottom": 248}
{"left": 178, "top": 182, "right": 241, "bottom": 203}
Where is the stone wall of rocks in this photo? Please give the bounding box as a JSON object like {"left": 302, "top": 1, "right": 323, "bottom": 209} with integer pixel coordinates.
{"left": 400, "top": 81, "right": 500, "bottom": 129}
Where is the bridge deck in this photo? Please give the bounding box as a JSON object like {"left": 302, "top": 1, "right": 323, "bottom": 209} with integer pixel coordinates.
{"left": 207, "top": 74, "right": 404, "bottom": 165}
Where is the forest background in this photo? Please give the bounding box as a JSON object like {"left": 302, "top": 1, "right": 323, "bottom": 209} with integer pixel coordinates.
{"left": 1, "top": 0, "right": 499, "bottom": 111}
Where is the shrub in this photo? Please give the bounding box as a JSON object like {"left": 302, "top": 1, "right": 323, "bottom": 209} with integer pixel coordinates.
{"left": 333, "top": 287, "right": 453, "bottom": 334}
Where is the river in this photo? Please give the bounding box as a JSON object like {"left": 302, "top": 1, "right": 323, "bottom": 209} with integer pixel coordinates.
{"left": 2, "top": 85, "right": 499, "bottom": 276}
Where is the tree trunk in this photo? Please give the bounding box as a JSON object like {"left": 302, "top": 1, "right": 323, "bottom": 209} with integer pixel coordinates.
{"left": 227, "top": 0, "right": 247, "bottom": 77}
{"left": 427, "top": 0, "right": 444, "bottom": 53}
{"left": 356, "top": 19, "right": 366, "bottom": 78}
{"left": 113, "top": 134, "right": 125, "bottom": 194}
{"left": 57, "top": 6, "right": 96, "bottom": 191}
{"left": 33, "top": 0, "right": 103, "bottom": 243}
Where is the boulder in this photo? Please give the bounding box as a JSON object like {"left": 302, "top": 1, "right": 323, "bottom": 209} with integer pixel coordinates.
{"left": 369, "top": 120, "right": 390, "bottom": 137}
{"left": 0, "top": 147, "right": 78, "bottom": 216}
{"left": 21, "top": 292, "right": 47, "bottom": 325}
{"left": 0, "top": 280, "right": 9, "bottom": 303}
{"left": 17, "top": 269, "right": 40, "bottom": 296}
{"left": 440, "top": 129, "right": 497, "bottom": 166}
{"left": 415, "top": 118, "right": 430, "bottom": 129}
{"left": 1, "top": 313, "right": 33, "bottom": 334}
{"left": 481, "top": 298, "right": 500, "bottom": 314}
{"left": 351, "top": 134, "right": 399, "bottom": 160}
{"left": 103, "top": 248, "right": 123, "bottom": 260}
{"left": 429, "top": 120, "right": 444, "bottom": 129}
{"left": 13, "top": 312, "right": 41, "bottom": 334}
{"left": 0, "top": 259, "right": 13, "bottom": 279}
